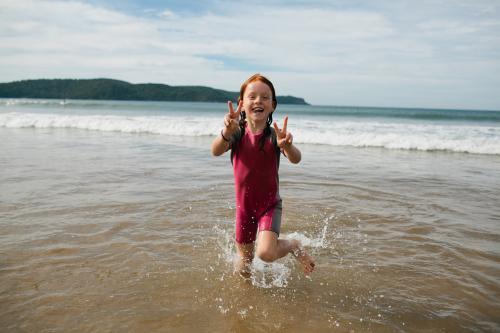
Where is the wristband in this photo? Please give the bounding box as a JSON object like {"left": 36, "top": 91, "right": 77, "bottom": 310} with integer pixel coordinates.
{"left": 220, "top": 129, "right": 230, "bottom": 142}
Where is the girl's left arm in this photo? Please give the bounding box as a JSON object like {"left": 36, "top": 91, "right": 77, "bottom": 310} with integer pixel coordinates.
{"left": 283, "top": 143, "right": 301, "bottom": 164}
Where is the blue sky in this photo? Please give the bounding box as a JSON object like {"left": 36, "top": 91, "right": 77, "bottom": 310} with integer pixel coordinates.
{"left": 1, "top": 0, "right": 499, "bottom": 109}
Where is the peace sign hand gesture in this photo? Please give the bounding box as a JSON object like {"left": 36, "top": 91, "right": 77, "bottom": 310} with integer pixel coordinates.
{"left": 273, "top": 116, "right": 293, "bottom": 149}
{"left": 223, "top": 100, "right": 242, "bottom": 136}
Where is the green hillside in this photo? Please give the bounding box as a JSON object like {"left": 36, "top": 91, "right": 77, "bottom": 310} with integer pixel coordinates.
{"left": 0, "top": 78, "right": 308, "bottom": 105}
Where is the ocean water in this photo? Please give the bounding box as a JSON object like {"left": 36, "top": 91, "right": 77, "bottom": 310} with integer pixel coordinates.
{"left": 1, "top": 99, "right": 499, "bottom": 155}
{"left": 0, "top": 99, "right": 499, "bottom": 332}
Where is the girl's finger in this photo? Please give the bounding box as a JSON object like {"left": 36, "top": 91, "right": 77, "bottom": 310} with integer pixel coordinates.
{"left": 282, "top": 116, "right": 288, "bottom": 134}
{"left": 227, "top": 101, "right": 234, "bottom": 115}
{"left": 235, "top": 101, "right": 242, "bottom": 115}
{"left": 273, "top": 121, "right": 280, "bottom": 134}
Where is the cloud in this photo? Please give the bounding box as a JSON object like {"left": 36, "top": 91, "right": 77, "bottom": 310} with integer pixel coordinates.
{"left": 1, "top": 0, "right": 499, "bottom": 109}
{"left": 0, "top": 1, "right": 396, "bottom": 84}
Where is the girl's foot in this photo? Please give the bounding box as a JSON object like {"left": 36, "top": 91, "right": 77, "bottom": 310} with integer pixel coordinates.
{"left": 234, "top": 258, "right": 252, "bottom": 279}
{"left": 291, "top": 240, "right": 315, "bottom": 274}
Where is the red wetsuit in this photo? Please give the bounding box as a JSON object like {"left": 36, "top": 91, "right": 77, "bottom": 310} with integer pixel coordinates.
{"left": 231, "top": 125, "right": 282, "bottom": 244}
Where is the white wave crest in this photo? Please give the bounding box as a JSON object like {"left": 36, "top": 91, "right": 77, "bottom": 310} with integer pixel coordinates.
{"left": 1, "top": 112, "right": 499, "bottom": 155}
{"left": 294, "top": 120, "right": 500, "bottom": 155}
{"left": 3, "top": 99, "right": 68, "bottom": 106}
{"left": 0, "top": 112, "right": 220, "bottom": 136}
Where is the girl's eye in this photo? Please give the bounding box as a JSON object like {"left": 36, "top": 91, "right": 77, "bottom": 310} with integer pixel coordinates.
{"left": 263, "top": 96, "right": 270, "bottom": 100}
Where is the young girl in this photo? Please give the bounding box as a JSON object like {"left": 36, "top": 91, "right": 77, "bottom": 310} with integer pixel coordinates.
{"left": 211, "top": 73, "right": 315, "bottom": 277}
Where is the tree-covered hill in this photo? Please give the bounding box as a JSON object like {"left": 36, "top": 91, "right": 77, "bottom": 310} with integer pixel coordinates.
{"left": 0, "top": 78, "right": 309, "bottom": 105}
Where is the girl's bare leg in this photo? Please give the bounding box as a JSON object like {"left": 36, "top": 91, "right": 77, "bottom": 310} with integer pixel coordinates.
{"left": 235, "top": 241, "right": 255, "bottom": 279}
{"left": 256, "top": 230, "right": 315, "bottom": 274}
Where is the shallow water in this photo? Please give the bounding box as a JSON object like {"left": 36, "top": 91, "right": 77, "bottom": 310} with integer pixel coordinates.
{"left": 1, "top": 124, "right": 499, "bottom": 332}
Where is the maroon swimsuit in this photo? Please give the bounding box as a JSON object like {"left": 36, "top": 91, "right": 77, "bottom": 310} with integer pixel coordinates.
{"left": 231, "top": 125, "right": 282, "bottom": 244}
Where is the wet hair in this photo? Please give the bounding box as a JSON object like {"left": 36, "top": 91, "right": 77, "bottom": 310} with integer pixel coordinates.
{"left": 234, "top": 73, "right": 278, "bottom": 152}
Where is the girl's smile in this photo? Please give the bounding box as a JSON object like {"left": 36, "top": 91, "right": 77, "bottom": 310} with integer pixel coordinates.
{"left": 242, "top": 81, "right": 275, "bottom": 131}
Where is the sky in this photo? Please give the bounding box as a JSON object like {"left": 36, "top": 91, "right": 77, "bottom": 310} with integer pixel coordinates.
{"left": 1, "top": 0, "right": 500, "bottom": 109}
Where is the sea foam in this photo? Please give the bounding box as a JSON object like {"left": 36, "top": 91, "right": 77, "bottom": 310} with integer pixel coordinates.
{"left": 1, "top": 112, "right": 499, "bottom": 155}
{"left": 0, "top": 112, "right": 218, "bottom": 136}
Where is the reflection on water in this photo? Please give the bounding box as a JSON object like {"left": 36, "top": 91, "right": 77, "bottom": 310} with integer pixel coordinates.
{"left": 1, "top": 129, "right": 499, "bottom": 332}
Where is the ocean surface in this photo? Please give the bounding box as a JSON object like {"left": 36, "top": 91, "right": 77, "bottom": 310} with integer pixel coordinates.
{"left": 1, "top": 99, "right": 499, "bottom": 332}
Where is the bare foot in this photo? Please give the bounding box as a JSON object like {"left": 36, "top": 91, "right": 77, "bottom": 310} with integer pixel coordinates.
{"left": 290, "top": 240, "right": 315, "bottom": 274}
{"left": 234, "top": 257, "right": 252, "bottom": 280}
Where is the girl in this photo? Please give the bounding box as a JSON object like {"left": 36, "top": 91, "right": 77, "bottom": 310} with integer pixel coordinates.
{"left": 211, "top": 73, "right": 315, "bottom": 277}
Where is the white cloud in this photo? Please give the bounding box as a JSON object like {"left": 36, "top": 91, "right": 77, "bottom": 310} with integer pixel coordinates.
{"left": 0, "top": 0, "right": 499, "bottom": 109}
{"left": 160, "top": 10, "right": 176, "bottom": 19}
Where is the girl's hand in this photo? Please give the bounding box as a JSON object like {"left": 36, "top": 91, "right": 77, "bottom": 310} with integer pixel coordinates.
{"left": 273, "top": 116, "right": 293, "bottom": 149}
{"left": 223, "top": 101, "right": 241, "bottom": 136}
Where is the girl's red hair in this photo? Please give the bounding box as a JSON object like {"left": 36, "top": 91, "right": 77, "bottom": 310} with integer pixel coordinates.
{"left": 238, "top": 73, "right": 277, "bottom": 109}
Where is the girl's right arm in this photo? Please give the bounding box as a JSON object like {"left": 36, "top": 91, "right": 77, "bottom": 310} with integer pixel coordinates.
{"left": 211, "top": 101, "right": 242, "bottom": 156}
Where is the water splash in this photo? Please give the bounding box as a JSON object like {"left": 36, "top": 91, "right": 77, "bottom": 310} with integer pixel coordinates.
{"left": 284, "top": 214, "right": 335, "bottom": 249}
{"left": 211, "top": 216, "right": 337, "bottom": 289}
{"left": 212, "top": 224, "right": 293, "bottom": 288}
{"left": 213, "top": 225, "right": 238, "bottom": 265}
{"left": 249, "top": 258, "right": 291, "bottom": 288}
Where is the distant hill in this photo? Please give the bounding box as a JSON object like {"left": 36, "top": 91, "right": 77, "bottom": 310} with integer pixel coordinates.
{"left": 0, "top": 78, "right": 309, "bottom": 105}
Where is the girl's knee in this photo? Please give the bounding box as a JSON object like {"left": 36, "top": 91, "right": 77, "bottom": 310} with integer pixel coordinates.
{"left": 256, "top": 248, "right": 275, "bottom": 262}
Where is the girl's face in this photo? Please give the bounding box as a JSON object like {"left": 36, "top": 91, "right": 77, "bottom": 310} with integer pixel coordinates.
{"left": 242, "top": 80, "right": 275, "bottom": 125}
